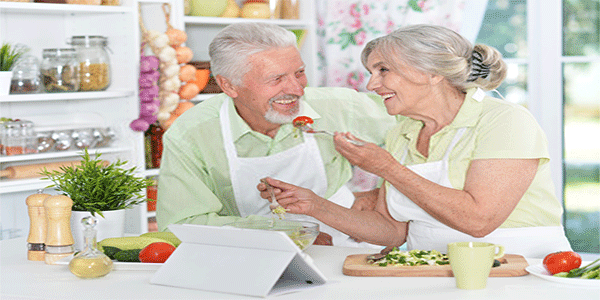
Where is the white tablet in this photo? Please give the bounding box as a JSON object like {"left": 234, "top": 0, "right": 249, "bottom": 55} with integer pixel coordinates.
{"left": 149, "top": 224, "right": 327, "bottom": 298}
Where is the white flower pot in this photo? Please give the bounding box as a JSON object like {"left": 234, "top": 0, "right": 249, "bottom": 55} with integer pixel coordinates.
{"left": 71, "top": 210, "right": 126, "bottom": 252}
{"left": 0, "top": 71, "right": 13, "bottom": 95}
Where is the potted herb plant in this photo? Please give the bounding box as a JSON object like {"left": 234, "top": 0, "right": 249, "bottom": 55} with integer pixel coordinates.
{"left": 41, "top": 149, "right": 154, "bottom": 251}
{"left": 0, "top": 42, "right": 28, "bottom": 95}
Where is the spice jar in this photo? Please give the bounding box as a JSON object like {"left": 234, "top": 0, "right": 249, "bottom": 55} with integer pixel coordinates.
{"left": 10, "top": 55, "right": 41, "bottom": 94}
{"left": 68, "top": 36, "right": 111, "bottom": 91}
{"left": 20, "top": 120, "right": 38, "bottom": 154}
{"left": 41, "top": 48, "right": 80, "bottom": 93}
{"left": 3, "top": 121, "right": 23, "bottom": 156}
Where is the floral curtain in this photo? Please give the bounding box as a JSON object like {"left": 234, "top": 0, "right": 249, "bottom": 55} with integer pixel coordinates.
{"left": 316, "top": 1, "right": 469, "bottom": 191}
{"left": 316, "top": 0, "right": 467, "bottom": 92}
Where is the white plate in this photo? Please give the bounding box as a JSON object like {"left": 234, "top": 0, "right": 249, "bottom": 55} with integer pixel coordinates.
{"left": 526, "top": 262, "right": 600, "bottom": 287}
{"left": 56, "top": 254, "right": 162, "bottom": 271}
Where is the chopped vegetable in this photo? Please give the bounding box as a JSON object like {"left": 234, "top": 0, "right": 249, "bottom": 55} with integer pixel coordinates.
{"left": 370, "top": 248, "right": 449, "bottom": 267}
{"left": 272, "top": 205, "right": 288, "bottom": 218}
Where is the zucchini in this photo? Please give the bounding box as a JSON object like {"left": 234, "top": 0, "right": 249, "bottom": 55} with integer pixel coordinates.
{"left": 98, "top": 236, "right": 174, "bottom": 252}
{"left": 139, "top": 232, "right": 182, "bottom": 247}
{"left": 114, "top": 249, "right": 142, "bottom": 262}
{"left": 102, "top": 246, "right": 122, "bottom": 260}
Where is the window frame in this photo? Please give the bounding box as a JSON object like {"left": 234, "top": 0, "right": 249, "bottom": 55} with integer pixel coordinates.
{"left": 527, "top": 0, "right": 565, "bottom": 202}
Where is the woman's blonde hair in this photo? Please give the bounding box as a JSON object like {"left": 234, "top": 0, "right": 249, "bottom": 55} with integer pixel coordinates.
{"left": 361, "top": 24, "right": 507, "bottom": 91}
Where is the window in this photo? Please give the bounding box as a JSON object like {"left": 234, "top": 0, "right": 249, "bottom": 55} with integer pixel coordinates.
{"left": 476, "top": 0, "right": 599, "bottom": 253}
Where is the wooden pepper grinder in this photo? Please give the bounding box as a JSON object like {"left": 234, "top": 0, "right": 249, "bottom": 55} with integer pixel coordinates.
{"left": 26, "top": 190, "right": 50, "bottom": 261}
{"left": 44, "top": 195, "right": 74, "bottom": 265}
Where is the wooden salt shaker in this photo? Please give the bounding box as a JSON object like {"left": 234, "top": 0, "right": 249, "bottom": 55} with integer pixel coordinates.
{"left": 26, "top": 190, "right": 50, "bottom": 261}
{"left": 44, "top": 195, "right": 74, "bottom": 265}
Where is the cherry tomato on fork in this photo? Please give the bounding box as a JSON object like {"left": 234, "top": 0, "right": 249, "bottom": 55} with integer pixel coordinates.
{"left": 542, "top": 251, "right": 582, "bottom": 275}
{"left": 292, "top": 116, "right": 314, "bottom": 127}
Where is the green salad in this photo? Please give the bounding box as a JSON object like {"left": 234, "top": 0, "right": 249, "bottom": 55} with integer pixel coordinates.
{"left": 371, "top": 248, "right": 449, "bottom": 267}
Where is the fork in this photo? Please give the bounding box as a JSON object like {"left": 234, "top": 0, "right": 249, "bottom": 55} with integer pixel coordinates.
{"left": 298, "top": 125, "right": 365, "bottom": 146}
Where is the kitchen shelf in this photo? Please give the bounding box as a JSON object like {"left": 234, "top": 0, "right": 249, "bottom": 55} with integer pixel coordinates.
{"left": 144, "top": 168, "right": 159, "bottom": 177}
{"left": 0, "top": 90, "right": 135, "bottom": 103}
{"left": 0, "top": 146, "right": 131, "bottom": 164}
{"left": 183, "top": 16, "right": 311, "bottom": 28}
{"left": 0, "top": 177, "right": 53, "bottom": 195}
{"left": 0, "top": 2, "right": 132, "bottom": 14}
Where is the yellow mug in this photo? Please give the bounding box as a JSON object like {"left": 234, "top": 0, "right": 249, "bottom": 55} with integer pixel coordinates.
{"left": 447, "top": 242, "right": 505, "bottom": 290}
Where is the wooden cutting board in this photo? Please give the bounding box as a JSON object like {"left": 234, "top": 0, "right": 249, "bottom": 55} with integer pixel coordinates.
{"left": 343, "top": 253, "right": 529, "bottom": 277}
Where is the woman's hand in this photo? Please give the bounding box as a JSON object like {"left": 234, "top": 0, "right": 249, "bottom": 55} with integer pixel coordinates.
{"left": 333, "top": 132, "right": 399, "bottom": 177}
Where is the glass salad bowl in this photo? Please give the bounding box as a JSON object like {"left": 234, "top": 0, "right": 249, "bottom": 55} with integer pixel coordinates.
{"left": 225, "top": 219, "right": 319, "bottom": 251}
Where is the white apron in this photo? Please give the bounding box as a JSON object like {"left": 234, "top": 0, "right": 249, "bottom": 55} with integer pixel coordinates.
{"left": 220, "top": 101, "right": 378, "bottom": 248}
{"left": 387, "top": 127, "right": 572, "bottom": 258}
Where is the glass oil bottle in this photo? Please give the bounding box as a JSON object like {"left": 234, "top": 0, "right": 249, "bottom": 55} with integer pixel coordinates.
{"left": 69, "top": 216, "right": 113, "bottom": 278}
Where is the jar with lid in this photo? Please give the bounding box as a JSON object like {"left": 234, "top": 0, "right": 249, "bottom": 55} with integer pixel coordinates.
{"left": 10, "top": 55, "right": 41, "bottom": 94}
{"left": 41, "top": 48, "right": 80, "bottom": 93}
{"left": 20, "top": 120, "right": 38, "bottom": 154}
{"left": 68, "top": 36, "right": 111, "bottom": 91}
{"left": 3, "top": 121, "right": 23, "bottom": 156}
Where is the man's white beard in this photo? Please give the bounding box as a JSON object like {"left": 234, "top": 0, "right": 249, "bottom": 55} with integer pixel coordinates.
{"left": 264, "top": 97, "right": 304, "bottom": 124}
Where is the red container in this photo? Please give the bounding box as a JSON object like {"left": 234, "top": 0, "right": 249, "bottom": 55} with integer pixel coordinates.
{"left": 147, "top": 185, "right": 157, "bottom": 211}
{"left": 147, "top": 124, "right": 164, "bottom": 168}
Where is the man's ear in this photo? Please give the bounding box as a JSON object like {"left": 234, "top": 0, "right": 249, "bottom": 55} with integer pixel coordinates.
{"left": 215, "top": 75, "right": 239, "bottom": 98}
{"left": 429, "top": 74, "right": 444, "bottom": 85}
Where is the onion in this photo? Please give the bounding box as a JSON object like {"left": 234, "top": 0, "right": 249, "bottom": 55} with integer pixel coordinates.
{"left": 179, "top": 82, "right": 200, "bottom": 100}
{"left": 141, "top": 114, "right": 158, "bottom": 125}
{"left": 139, "top": 71, "right": 160, "bottom": 88}
{"left": 157, "top": 111, "right": 171, "bottom": 122}
{"left": 140, "top": 102, "right": 160, "bottom": 117}
{"left": 166, "top": 28, "right": 188, "bottom": 47}
{"left": 161, "top": 77, "right": 181, "bottom": 92}
{"left": 151, "top": 33, "right": 169, "bottom": 49}
{"left": 179, "top": 64, "right": 197, "bottom": 82}
{"left": 129, "top": 118, "right": 150, "bottom": 132}
{"left": 175, "top": 46, "right": 194, "bottom": 64}
{"left": 158, "top": 47, "right": 177, "bottom": 62}
{"left": 140, "top": 55, "right": 160, "bottom": 73}
{"left": 163, "top": 64, "right": 180, "bottom": 78}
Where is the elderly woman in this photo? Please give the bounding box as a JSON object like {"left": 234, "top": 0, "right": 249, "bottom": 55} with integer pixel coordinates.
{"left": 260, "top": 24, "right": 572, "bottom": 258}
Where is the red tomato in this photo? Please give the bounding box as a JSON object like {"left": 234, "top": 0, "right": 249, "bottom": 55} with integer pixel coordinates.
{"left": 293, "top": 116, "right": 314, "bottom": 127}
{"left": 542, "top": 251, "right": 582, "bottom": 274}
{"left": 139, "top": 242, "right": 176, "bottom": 263}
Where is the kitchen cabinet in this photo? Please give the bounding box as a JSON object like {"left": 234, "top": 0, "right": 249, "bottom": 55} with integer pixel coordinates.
{"left": 0, "top": 0, "right": 149, "bottom": 239}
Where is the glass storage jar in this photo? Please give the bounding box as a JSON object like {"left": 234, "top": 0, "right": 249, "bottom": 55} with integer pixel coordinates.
{"left": 20, "top": 120, "right": 38, "bottom": 154}
{"left": 41, "top": 48, "right": 80, "bottom": 93}
{"left": 10, "top": 55, "right": 41, "bottom": 94}
{"left": 3, "top": 121, "right": 23, "bottom": 156}
{"left": 68, "top": 36, "right": 111, "bottom": 91}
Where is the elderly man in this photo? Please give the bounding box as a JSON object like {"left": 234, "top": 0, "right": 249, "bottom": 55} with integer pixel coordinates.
{"left": 156, "top": 22, "right": 396, "bottom": 247}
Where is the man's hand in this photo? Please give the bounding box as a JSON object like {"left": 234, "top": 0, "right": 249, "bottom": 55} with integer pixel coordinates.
{"left": 314, "top": 232, "right": 333, "bottom": 246}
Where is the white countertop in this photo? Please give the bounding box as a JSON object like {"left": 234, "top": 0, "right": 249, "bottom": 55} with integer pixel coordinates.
{"left": 1, "top": 237, "right": 598, "bottom": 300}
